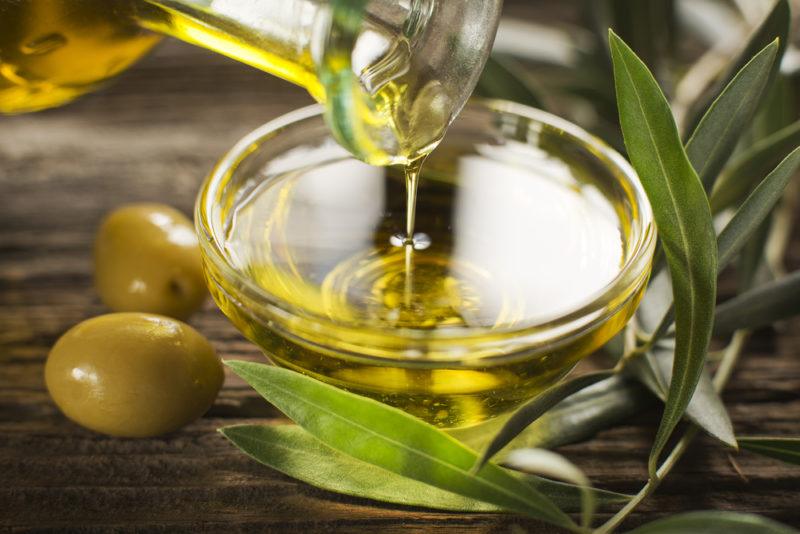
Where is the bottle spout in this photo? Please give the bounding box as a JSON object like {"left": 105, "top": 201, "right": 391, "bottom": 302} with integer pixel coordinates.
{"left": 320, "top": 0, "right": 504, "bottom": 166}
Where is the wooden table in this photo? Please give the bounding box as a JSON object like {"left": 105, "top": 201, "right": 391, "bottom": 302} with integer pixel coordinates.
{"left": 3, "top": 26, "right": 800, "bottom": 534}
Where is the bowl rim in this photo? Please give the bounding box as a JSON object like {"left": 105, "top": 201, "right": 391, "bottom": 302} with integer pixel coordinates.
{"left": 195, "top": 98, "right": 657, "bottom": 352}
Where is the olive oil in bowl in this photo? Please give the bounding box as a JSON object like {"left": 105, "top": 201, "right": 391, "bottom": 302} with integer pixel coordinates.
{"left": 197, "top": 101, "right": 655, "bottom": 428}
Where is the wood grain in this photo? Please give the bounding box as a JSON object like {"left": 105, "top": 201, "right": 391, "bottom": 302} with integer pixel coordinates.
{"left": 2, "top": 14, "right": 800, "bottom": 534}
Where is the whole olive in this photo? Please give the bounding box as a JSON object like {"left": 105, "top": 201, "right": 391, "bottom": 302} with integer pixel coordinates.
{"left": 94, "top": 203, "right": 206, "bottom": 320}
{"left": 45, "top": 313, "right": 224, "bottom": 437}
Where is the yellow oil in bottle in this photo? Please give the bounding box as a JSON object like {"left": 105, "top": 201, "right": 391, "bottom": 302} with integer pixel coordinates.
{"left": 205, "top": 137, "right": 647, "bottom": 428}
{"left": 0, "top": 1, "right": 160, "bottom": 113}
{"left": 0, "top": 0, "right": 328, "bottom": 111}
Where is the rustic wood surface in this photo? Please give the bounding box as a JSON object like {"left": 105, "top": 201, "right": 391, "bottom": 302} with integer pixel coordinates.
{"left": 2, "top": 6, "right": 800, "bottom": 533}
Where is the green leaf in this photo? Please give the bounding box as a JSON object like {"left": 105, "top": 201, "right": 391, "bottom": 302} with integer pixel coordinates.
{"left": 629, "top": 511, "right": 799, "bottom": 534}
{"left": 610, "top": 30, "right": 718, "bottom": 477}
{"left": 717, "top": 147, "right": 800, "bottom": 268}
{"left": 629, "top": 342, "right": 736, "bottom": 448}
{"left": 504, "top": 448, "right": 595, "bottom": 529}
{"left": 712, "top": 120, "right": 800, "bottom": 212}
{"left": 740, "top": 436, "right": 800, "bottom": 466}
{"left": 221, "top": 424, "right": 501, "bottom": 512}
{"left": 475, "top": 55, "right": 545, "bottom": 109}
{"left": 683, "top": 0, "right": 790, "bottom": 136}
{"left": 714, "top": 270, "right": 800, "bottom": 334}
{"left": 225, "top": 361, "right": 574, "bottom": 528}
{"left": 521, "top": 375, "right": 654, "bottom": 450}
{"left": 628, "top": 67, "right": 800, "bottom": 452}
{"left": 473, "top": 370, "right": 614, "bottom": 472}
{"left": 626, "top": 352, "right": 667, "bottom": 395}
{"left": 737, "top": 217, "right": 772, "bottom": 292}
{"left": 724, "top": 145, "right": 800, "bottom": 292}
{"left": 640, "top": 145, "right": 800, "bottom": 340}
{"left": 670, "top": 365, "right": 734, "bottom": 447}
{"left": 221, "top": 423, "right": 631, "bottom": 513}
{"left": 629, "top": 134, "right": 800, "bottom": 447}
{"left": 628, "top": 143, "right": 800, "bottom": 447}
{"left": 451, "top": 375, "right": 654, "bottom": 453}
{"left": 686, "top": 41, "right": 779, "bottom": 192}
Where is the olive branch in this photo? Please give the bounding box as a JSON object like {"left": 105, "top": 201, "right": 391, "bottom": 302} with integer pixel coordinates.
{"left": 220, "top": 2, "right": 800, "bottom": 532}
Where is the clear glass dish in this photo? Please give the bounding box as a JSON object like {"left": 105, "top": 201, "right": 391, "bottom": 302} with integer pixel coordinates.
{"left": 196, "top": 99, "right": 656, "bottom": 428}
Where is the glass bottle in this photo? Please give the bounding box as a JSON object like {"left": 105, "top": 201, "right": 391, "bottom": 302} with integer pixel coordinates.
{"left": 0, "top": 0, "right": 503, "bottom": 165}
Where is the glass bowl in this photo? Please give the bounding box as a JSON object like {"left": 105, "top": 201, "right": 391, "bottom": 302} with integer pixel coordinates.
{"left": 196, "top": 99, "right": 656, "bottom": 428}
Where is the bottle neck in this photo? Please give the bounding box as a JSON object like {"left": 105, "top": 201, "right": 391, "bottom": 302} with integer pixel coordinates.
{"left": 137, "top": 0, "right": 328, "bottom": 101}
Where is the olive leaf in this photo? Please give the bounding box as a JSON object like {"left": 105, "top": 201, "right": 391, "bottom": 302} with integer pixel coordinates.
{"left": 685, "top": 40, "right": 779, "bottom": 192}
{"left": 511, "top": 375, "right": 654, "bottom": 451}
{"left": 634, "top": 38, "right": 780, "bottom": 330}
{"left": 472, "top": 370, "right": 614, "bottom": 472}
{"left": 220, "top": 424, "right": 501, "bottom": 512}
{"left": 642, "top": 144, "right": 800, "bottom": 342}
{"left": 714, "top": 270, "right": 800, "bottom": 334}
{"left": 610, "top": 30, "right": 718, "bottom": 477}
{"left": 224, "top": 361, "right": 575, "bottom": 529}
{"left": 220, "top": 423, "right": 632, "bottom": 514}
{"left": 504, "top": 448, "right": 595, "bottom": 529}
{"left": 629, "top": 342, "right": 736, "bottom": 448}
{"left": 629, "top": 511, "right": 799, "bottom": 534}
{"left": 712, "top": 120, "right": 800, "bottom": 212}
{"left": 716, "top": 147, "right": 800, "bottom": 268}
{"left": 682, "top": 0, "right": 790, "bottom": 137}
{"left": 626, "top": 351, "right": 667, "bottom": 394}
{"left": 628, "top": 146, "right": 800, "bottom": 446}
{"left": 737, "top": 217, "right": 773, "bottom": 292}
{"left": 739, "top": 436, "right": 800, "bottom": 466}
{"left": 475, "top": 55, "right": 545, "bottom": 109}
{"left": 451, "top": 375, "right": 654, "bottom": 454}
{"left": 640, "top": 62, "right": 798, "bottom": 333}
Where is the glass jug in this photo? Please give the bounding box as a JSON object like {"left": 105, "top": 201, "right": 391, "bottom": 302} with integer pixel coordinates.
{"left": 0, "top": 0, "right": 503, "bottom": 165}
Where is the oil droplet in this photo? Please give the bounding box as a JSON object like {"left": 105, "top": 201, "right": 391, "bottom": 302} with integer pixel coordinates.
{"left": 21, "top": 33, "right": 67, "bottom": 56}
{"left": 390, "top": 232, "right": 431, "bottom": 250}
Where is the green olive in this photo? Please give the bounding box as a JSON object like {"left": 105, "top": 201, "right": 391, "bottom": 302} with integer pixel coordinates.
{"left": 94, "top": 203, "right": 206, "bottom": 320}
{"left": 45, "top": 313, "right": 224, "bottom": 437}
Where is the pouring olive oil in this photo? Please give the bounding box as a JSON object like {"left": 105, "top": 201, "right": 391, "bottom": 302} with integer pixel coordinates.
{"left": 200, "top": 102, "right": 654, "bottom": 427}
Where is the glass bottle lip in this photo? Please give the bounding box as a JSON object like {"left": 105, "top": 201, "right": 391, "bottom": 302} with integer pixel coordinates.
{"left": 196, "top": 99, "right": 656, "bottom": 361}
